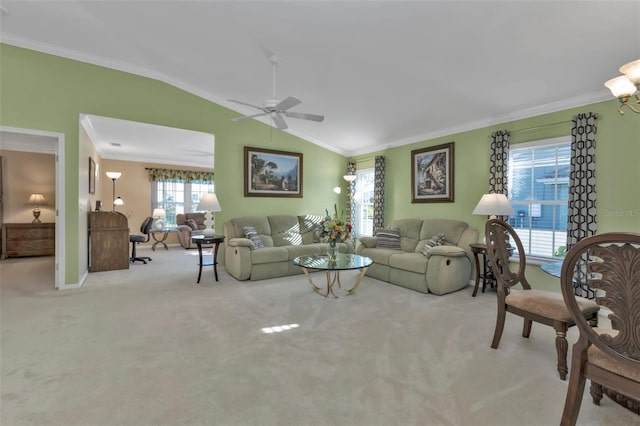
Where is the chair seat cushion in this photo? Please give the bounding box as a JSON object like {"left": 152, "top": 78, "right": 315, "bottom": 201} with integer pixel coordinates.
{"left": 588, "top": 328, "right": 640, "bottom": 382}
{"left": 506, "top": 289, "right": 599, "bottom": 322}
{"left": 130, "top": 235, "right": 146, "bottom": 243}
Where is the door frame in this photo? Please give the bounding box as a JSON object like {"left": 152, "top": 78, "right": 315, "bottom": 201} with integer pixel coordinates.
{"left": 0, "top": 126, "right": 66, "bottom": 289}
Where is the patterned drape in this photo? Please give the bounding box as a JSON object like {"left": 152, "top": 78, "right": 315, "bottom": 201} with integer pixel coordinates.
{"left": 346, "top": 161, "right": 356, "bottom": 232}
{"left": 488, "top": 130, "right": 510, "bottom": 196}
{"left": 146, "top": 167, "right": 214, "bottom": 183}
{"left": 567, "top": 113, "right": 598, "bottom": 249}
{"left": 373, "top": 156, "right": 385, "bottom": 229}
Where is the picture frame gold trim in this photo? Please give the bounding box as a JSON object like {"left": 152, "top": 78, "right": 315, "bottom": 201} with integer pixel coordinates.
{"left": 89, "top": 157, "right": 96, "bottom": 195}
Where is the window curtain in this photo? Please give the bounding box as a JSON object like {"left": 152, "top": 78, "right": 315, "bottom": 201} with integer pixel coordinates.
{"left": 146, "top": 167, "right": 214, "bottom": 183}
{"left": 566, "top": 113, "right": 598, "bottom": 249}
{"left": 488, "top": 130, "right": 510, "bottom": 196}
{"left": 567, "top": 113, "right": 598, "bottom": 299}
{"left": 346, "top": 161, "right": 356, "bottom": 231}
{"left": 373, "top": 156, "right": 385, "bottom": 230}
{"left": 488, "top": 130, "right": 510, "bottom": 221}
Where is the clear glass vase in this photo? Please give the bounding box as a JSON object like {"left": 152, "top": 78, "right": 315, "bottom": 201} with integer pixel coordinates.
{"left": 327, "top": 240, "right": 338, "bottom": 261}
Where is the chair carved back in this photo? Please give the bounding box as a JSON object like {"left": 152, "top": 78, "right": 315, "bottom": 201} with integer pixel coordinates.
{"left": 561, "top": 232, "right": 640, "bottom": 366}
{"left": 485, "top": 219, "right": 531, "bottom": 296}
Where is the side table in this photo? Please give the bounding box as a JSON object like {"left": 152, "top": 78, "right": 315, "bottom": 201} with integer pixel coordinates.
{"left": 191, "top": 235, "right": 225, "bottom": 283}
{"left": 150, "top": 227, "right": 175, "bottom": 251}
{"left": 470, "top": 243, "right": 496, "bottom": 297}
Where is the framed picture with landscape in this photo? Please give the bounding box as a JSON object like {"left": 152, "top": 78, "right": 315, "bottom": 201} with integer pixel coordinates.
{"left": 244, "top": 146, "right": 303, "bottom": 197}
{"left": 411, "top": 142, "right": 454, "bottom": 203}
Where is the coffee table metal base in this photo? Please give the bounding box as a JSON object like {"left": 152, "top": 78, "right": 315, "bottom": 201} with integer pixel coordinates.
{"left": 300, "top": 267, "right": 369, "bottom": 298}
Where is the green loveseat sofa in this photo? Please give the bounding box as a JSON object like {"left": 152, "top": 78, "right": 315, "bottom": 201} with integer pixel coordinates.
{"left": 356, "top": 218, "right": 478, "bottom": 295}
{"left": 224, "top": 215, "right": 353, "bottom": 281}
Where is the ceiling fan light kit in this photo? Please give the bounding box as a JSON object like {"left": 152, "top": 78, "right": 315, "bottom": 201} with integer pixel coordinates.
{"left": 604, "top": 59, "right": 640, "bottom": 115}
{"left": 229, "top": 55, "right": 325, "bottom": 129}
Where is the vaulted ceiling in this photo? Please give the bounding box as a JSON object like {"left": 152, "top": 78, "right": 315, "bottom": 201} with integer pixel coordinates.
{"left": 1, "top": 1, "right": 638, "bottom": 159}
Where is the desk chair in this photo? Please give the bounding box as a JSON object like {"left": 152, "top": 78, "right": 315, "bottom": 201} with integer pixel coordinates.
{"left": 130, "top": 216, "right": 154, "bottom": 264}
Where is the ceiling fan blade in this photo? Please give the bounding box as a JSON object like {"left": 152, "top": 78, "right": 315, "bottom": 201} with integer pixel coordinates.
{"left": 232, "top": 112, "right": 268, "bottom": 122}
{"left": 227, "top": 99, "right": 264, "bottom": 110}
{"left": 272, "top": 113, "right": 288, "bottom": 130}
{"left": 284, "top": 111, "right": 325, "bottom": 122}
{"left": 275, "top": 96, "right": 302, "bottom": 111}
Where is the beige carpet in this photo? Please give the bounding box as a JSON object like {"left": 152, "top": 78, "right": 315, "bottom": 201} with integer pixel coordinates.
{"left": 1, "top": 247, "right": 637, "bottom": 426}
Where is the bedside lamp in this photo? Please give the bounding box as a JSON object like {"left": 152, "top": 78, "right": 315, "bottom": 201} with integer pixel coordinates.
{"left": 197, "top": 193, "right": 222, "bottom": 237}
{"left": 27, "top": 193, "right": 45, "bottom": 223}
{"left": 152, "top": 208, "right": 167, "bottom": 230}
{"left": 472, "top": 193, "right": 515, "bottom": 219}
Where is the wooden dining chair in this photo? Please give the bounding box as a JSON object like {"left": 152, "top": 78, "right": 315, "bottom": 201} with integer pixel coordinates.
{"left": 484, "top": 219, "right": 599, "bottom": 380}
{"left": 560, "top": 232, "right": 640, "bottom": 426}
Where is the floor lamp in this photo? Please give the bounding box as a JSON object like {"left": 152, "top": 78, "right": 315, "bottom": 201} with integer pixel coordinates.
{"left": 105, "top": 171, "right": 122, "bottom": 211}
{"left": 197, "top": 193, "right": 222, "bottom": 237}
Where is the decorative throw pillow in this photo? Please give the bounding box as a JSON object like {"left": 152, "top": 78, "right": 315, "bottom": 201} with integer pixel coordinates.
{"left": 185, "top": 219, "right": 198, "bottom": 230}
{"left": 243, "top": 226, "right": 264, "bottom": 249}
{"left": 421, "top": 233, "right": 446, "bottom": 256}
{"left": 375, "top": 228, "right": 402, "bottom": 250}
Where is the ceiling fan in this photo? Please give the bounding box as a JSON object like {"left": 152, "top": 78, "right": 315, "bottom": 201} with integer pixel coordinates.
{"left": 228, "top": 55, "right": 325, "bottom": 130}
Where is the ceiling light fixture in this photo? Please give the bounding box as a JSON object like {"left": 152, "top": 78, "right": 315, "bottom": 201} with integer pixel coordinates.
{"left": 604, "top": 59, "right": 640, "bottom": 115}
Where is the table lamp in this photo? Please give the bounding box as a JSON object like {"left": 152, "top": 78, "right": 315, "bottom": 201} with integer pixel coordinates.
{"left": 472, "top": 193, "right": 515, "bottom": 219}
{"left": 197, "top": 193, "right": 222, "bottom": 237}
{"left": 28, "top": 193, "right": 45, "bottom": 223}
{"left": 152, "top": 208, "right": 167, "bottom": 230}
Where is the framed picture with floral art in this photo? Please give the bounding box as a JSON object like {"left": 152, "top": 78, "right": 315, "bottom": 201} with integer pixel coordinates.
{"left": 411, "top": 142, "right": 454, "bottom": 203}
{"left": 244, "top": 146, "right": 303, "bottom": 197}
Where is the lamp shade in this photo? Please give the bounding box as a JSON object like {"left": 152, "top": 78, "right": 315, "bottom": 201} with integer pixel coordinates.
{"left": 152, "top": 208, "right": 166, "bottom": 218}
{"left": 105, "top": 171, "right": 121, "bottom": 180}
{"left": 472, "top": 193, "right": 515, "bottom": 217}
{"left": 113, "top": 197, "right": 124, "bottom": 206}
{"left": 197, "top": 193, "right": 222, "bottom": 212}
{"left": 620, "top": 59, "right": 640, "bottom": 85}
{"left": 28, "top": 193, "right": 45, "bottom": 205}
{"left": 343, "top": 174, "right": 357, "bottom": 182}
{"left": 605, "top": 75, "right": 636, "bottom": 98}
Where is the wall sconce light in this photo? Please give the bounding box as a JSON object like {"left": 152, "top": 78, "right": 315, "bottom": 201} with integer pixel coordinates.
{"left": 605, "top": 59, "right": 640, "bottom": 115}
{"left": 105, "top": 171, "right": 122, "bottom": 211}
{"left": 333, "top": 186, "right": 342, "bottom": 194}
{"left": 27, "top": 193, "right": 45, "bottom": 223}
{"left": 472, "top": 193, "right": 515, "bottom": 219}
{"left": 197, "top": 193, "right": 222, "bottom": 237}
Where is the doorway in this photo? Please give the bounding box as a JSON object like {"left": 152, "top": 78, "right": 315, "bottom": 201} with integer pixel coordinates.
{"left": 0, "top": 126, "right": 66, "bottom": 289}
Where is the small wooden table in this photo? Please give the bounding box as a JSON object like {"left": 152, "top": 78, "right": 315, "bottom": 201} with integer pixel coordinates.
{"left": 191, "top": 235, "right": 225, "bottom": 283}
{"left": 470, "top": 243, "right": 496, "bottom": 297}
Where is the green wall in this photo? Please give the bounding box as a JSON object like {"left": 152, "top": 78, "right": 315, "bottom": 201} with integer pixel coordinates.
{"left": 353, "top": 99, "right": 639, "bottom": 290}
{"left": 0, "top": 44, "right": 347, "bottom": 285}
{"left": 2, "top": 43, "right": 638, "bottom": 291}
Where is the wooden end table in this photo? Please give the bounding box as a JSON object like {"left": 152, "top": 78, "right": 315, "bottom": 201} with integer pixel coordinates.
{"left": 191, "top": 235, "right": 225, "bottom": 283}
{"left": 470, "top": 243, "right": 496, "bottom": 297}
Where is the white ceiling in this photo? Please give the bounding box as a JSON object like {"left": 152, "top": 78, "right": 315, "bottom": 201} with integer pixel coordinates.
{"left": 1, "top": 1, "right": 638, "bottom": 161}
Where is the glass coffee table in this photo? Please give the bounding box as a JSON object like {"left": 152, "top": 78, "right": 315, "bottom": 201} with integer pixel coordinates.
{"left": 293, "top": 253, "right": 373, "bottom": 298}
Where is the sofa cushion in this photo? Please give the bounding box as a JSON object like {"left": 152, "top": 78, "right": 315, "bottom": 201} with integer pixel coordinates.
{"left": 375, "top": 228, "right": 401, "bottom": 249}
{"left": 358, "top": 247, "right": 399, "bottom": 266}
{"left": 185, "top": 219, "right": 198, "bottom": 230}
{"left": 243, "top": 226, "right": 264, "bottom": 249}
{"left": 420, "top": 219, "right": 469, "bottom": 245}
{"left": 425, "top": 245, "right": 467, "bottom": 258}
{"left": 388, "top": 218, "right": 423, "bottom": 252}
{"left": 388, "top": 252, "right": 428, "bottom": 274}
{"left": 419, "top": 233, "right": 446, "bottom": 256}
{"left": 269, "top": 215, "right": 302, "bottom": 247}
{"left": 251, "top": 247, "right": 289, "bottom": 264}
{"left": 298, "top": 215, "right": 324, "bottom": 244}
{"left": 231, "top": 216, "right": 274, "bottom": 247}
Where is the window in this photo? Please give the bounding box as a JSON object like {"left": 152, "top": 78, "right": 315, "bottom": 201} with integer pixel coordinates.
{"left": 353, "top": 169, "right": 375, "bottom": 237}
{"left": 508, "top": 137, "right": 570, "bottom": 259}
{"left": 152, "top": 180, "right": 214, "bottom": 227}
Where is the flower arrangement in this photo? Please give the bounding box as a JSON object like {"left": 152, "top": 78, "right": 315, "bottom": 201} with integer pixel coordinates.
{"left": 317, "top": 204, "right": 353, "bottom": 245}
